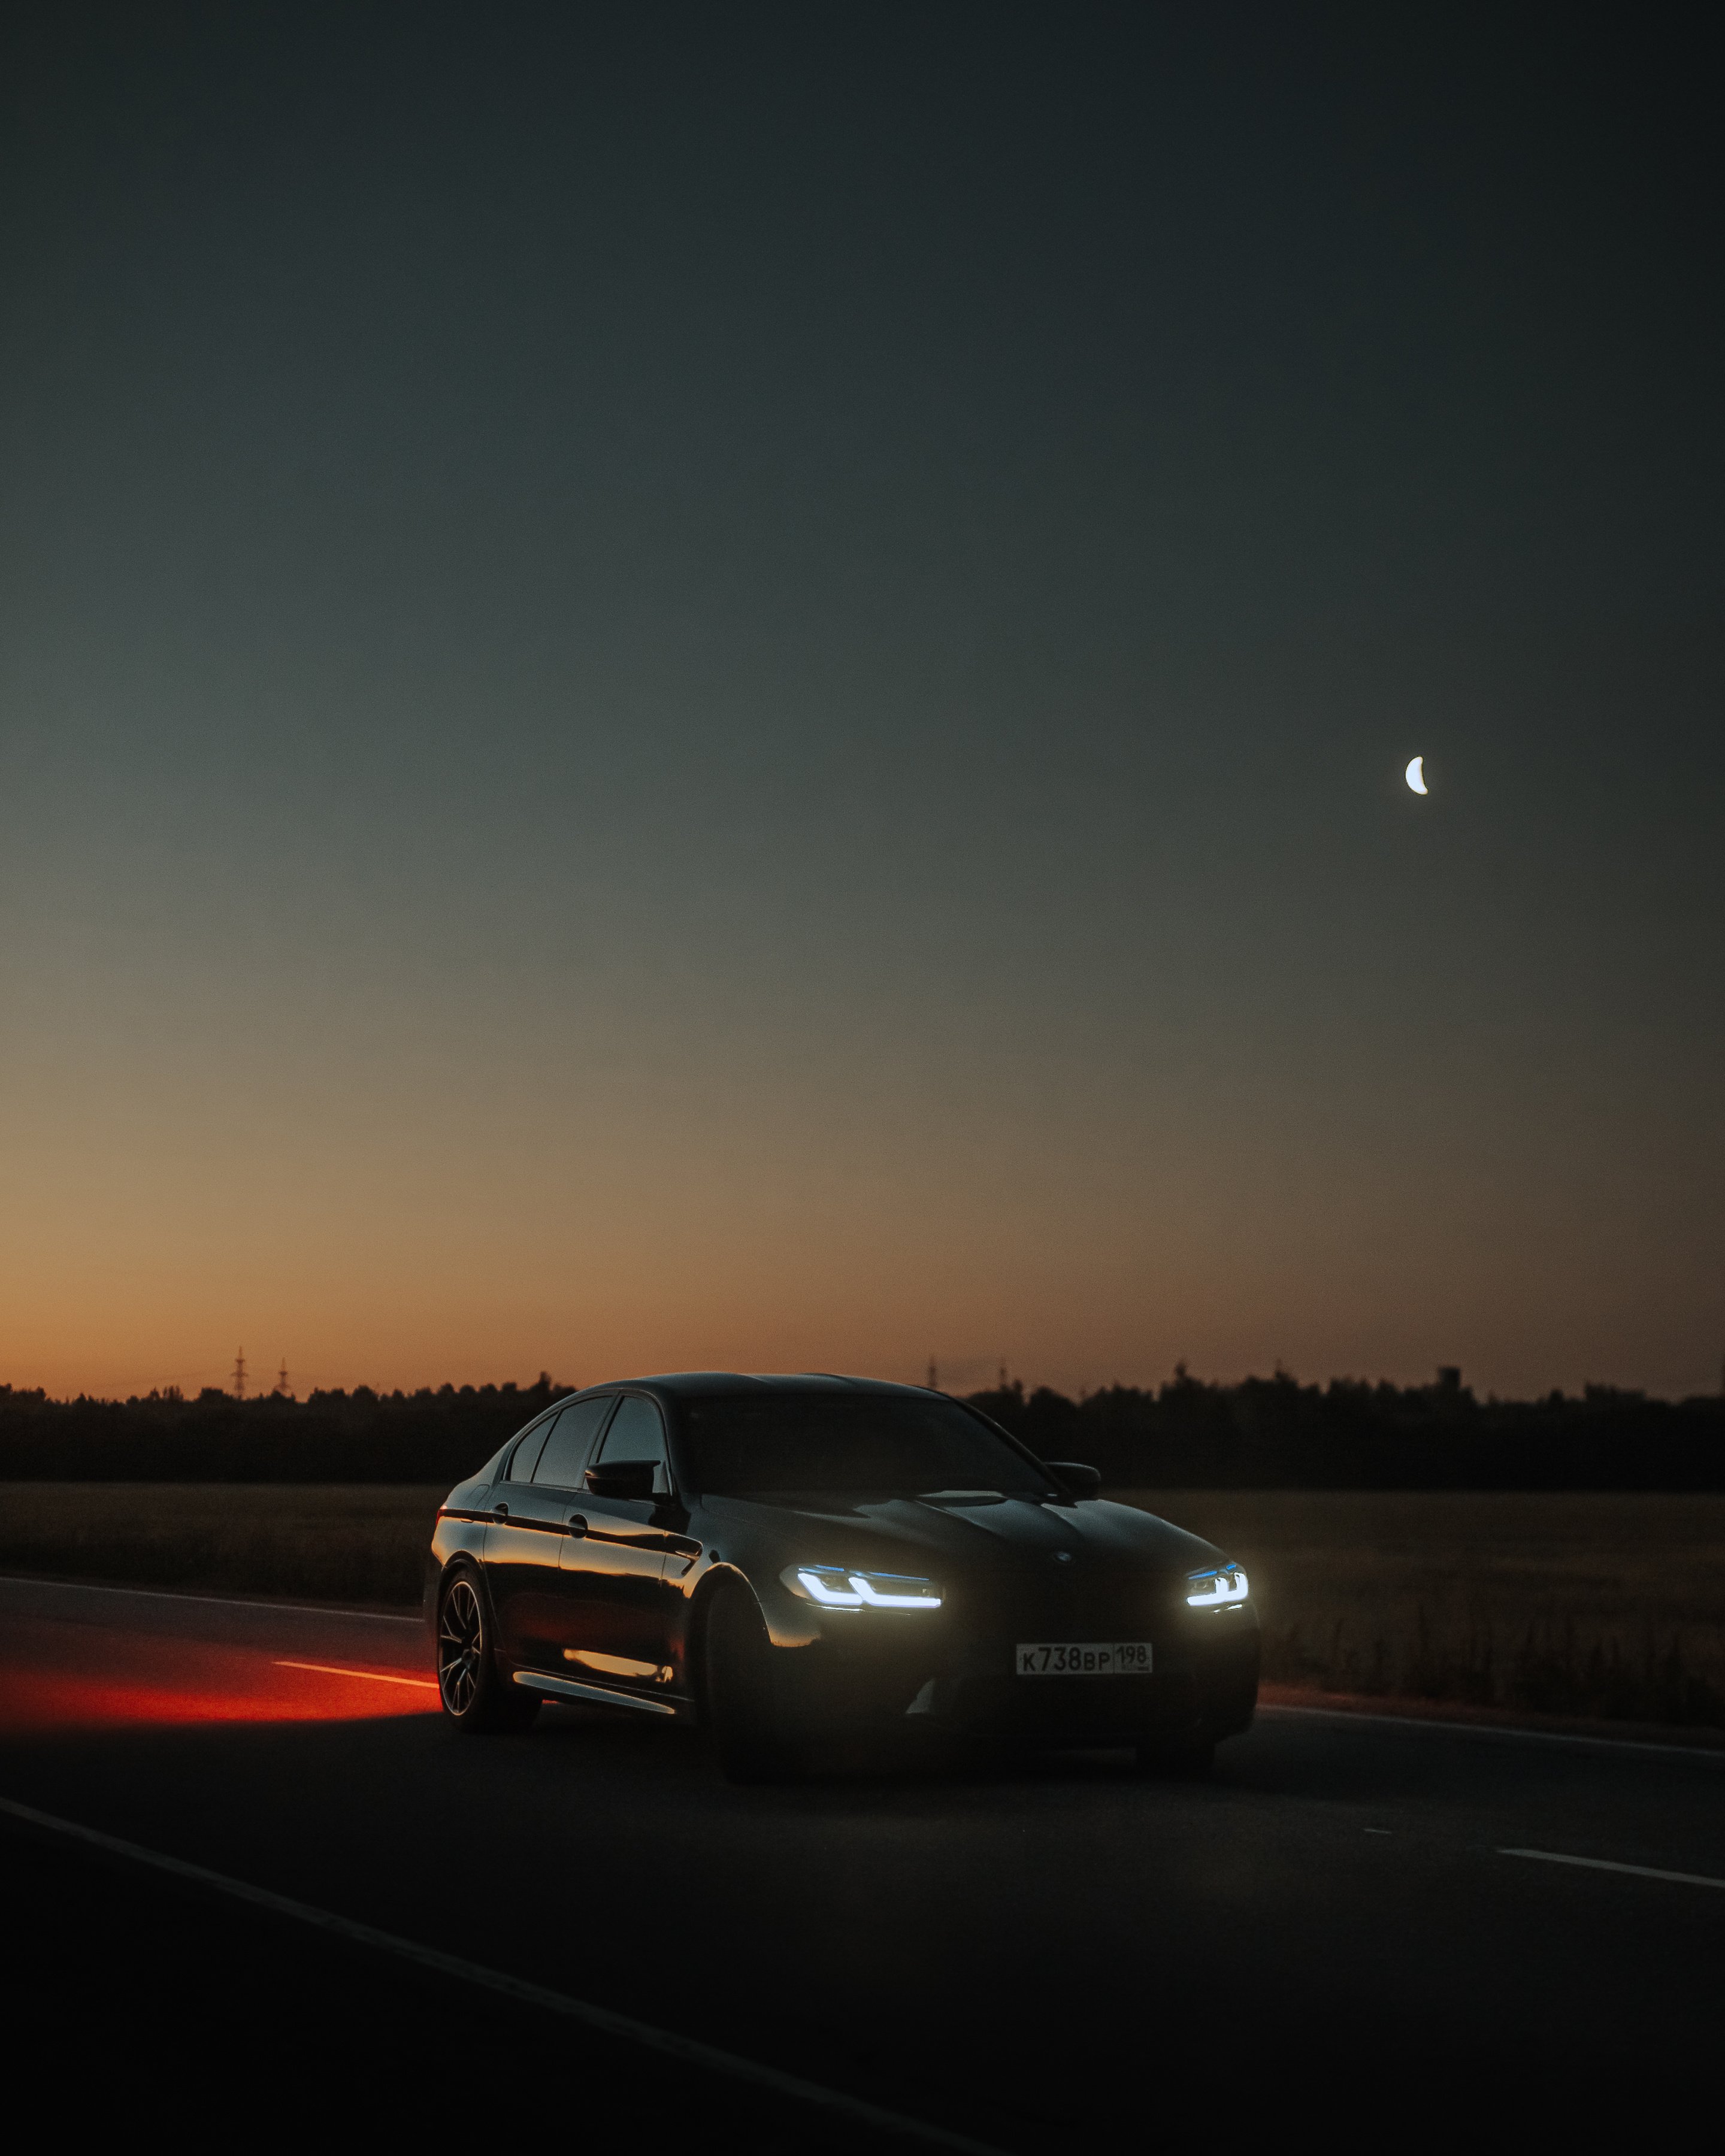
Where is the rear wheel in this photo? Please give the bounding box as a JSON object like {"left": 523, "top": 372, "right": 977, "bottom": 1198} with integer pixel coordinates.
{"left": 703, "top": 1583, "right": 805, "bottom": 1783}
{"left": 437, "top": 1570, "right": 540, "bottom": 1735}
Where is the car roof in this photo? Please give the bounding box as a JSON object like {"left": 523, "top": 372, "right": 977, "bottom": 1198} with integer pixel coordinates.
{"left": 565, "top": 1371, "right": 934, "bottom": 1402}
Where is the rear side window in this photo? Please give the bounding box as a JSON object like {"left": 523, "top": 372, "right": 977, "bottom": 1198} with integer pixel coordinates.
{"left": 533, "top": 1397, "right": 616, "bottom": 1488}
{"left": 507, "top": 1418, "right": 555, "bottom": 1482}
{"left": 594, "top": 1394, "right": 672, "bottom": 1495}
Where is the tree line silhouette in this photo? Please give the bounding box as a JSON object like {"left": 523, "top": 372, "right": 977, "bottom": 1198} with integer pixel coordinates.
{"left": 0, "top": 1377, "right": 571, "bottom": 1483}
{"left": 0, "top": 1367, "right": 1721, "bottom": 1487}
{"left": 969, "top": 1368, "right": 1725, "bottom": 1490}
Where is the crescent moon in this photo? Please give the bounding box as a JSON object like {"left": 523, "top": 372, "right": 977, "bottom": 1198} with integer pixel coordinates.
{"left": 1405, "top": 756, "right": 1427, "bottom": 795}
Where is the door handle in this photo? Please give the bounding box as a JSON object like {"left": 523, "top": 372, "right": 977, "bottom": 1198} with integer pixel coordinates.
{"left": 565, "top": 1515, "right": 588, "bottom": 1537}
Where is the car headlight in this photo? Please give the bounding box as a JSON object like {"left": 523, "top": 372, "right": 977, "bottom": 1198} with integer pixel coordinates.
{"left": 1187, "top": 1564, "right": 1248, "bottom": 1607}
{"left": 785, "top": 1564, "right": 943, "bottom": 1610}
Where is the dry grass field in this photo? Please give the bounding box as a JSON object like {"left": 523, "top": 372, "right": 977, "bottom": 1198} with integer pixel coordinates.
{"left": 0, "top": 1484, "right": 444, "bottom": 1609}
{"left": 1121, "top": 1489, "right": 1725, "bottom": 1729}
{"left": 2, "top": 1483, "right": 1720, "bottom": 1730}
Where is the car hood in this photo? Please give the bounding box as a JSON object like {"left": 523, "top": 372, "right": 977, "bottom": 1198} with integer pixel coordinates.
{"left": 699, "top": 1492, "right": 1226, "bottom": 1577}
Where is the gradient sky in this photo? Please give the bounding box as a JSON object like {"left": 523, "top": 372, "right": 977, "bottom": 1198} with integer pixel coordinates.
{"left": 2, "top": 3, "right": 1721, "bottom": 1401}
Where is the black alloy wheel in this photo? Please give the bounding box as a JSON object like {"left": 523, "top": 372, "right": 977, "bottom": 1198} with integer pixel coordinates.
{"left": 437, "top": 1570, "right": 540, "bottom": 1734}
{"left": 703, "top": 1582, "right": 805, "bottom": 1783}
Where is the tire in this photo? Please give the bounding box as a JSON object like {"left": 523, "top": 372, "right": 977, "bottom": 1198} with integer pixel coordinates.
{"left": 435, "top": 1569, "right": 541, "bottom": 1735}
{"left": 1134, "top": 1735, "right": 1215, "bottom": 1778}
{"left": 703, "top": 1583, "right": 804, "bottom": 1783}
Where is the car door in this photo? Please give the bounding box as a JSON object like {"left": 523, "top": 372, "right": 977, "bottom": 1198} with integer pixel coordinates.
{"left": 516, "top": 1393, "right": 619, "bottom": 1666}
{"left": 485, "top": 1406, "right": 592, "bottom": 1669}
{"left": 556, "top": 1392, "right": 685, "bottom": 1693}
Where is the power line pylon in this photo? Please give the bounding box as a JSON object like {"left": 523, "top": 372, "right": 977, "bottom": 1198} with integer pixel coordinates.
{"left": 231, "top": 1348, "right": 247, "bottom": 1400}
{"left": 274, "top": 1359, "right": 290, "bottom": 1398}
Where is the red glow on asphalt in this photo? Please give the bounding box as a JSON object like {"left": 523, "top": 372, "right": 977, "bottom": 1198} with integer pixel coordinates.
{"left": 0, "top": 1628, "right": 439, "bottom": 1733}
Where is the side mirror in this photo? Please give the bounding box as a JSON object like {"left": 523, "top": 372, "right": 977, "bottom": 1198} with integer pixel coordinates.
{"left": 1045, "top": 1460, "right": 1103, "bottom": 1501}
{"left": 585, "top": 1459, "right": 659, "bottom": 1501}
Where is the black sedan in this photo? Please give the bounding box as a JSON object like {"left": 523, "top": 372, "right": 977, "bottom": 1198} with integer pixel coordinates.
{"left": 427, "top": 1372, "right": 1258, "bottom": 1779}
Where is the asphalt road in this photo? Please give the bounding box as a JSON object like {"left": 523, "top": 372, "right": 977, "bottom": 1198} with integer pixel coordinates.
{"left": 2, "top": 1576, "right": 1720, "bottom": 2146}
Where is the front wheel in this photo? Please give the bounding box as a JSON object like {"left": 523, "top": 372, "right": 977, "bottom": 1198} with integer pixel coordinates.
{"left": 437, "top": 1571, "right": 540, "bottom": 1735}
{"left": 703, "top": 1583, "right": 805, "bottom": 1783}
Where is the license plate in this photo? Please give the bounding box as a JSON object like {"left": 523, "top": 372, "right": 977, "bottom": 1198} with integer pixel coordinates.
{"left": 1016, "top": 1641, "right": 1154, "bottom": 1677}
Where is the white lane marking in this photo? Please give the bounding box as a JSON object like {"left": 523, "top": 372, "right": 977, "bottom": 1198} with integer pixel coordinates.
{"left": 0, "top": 1574, "right": 420, "bottom": 1628}
{"left": 0, "top": 1794, "right": 1006, "bottom": 2156}
{"left": 1261, "top": 1703, "right": 1725, "bottom": 1762}
{"left": 274, "top": 1661, "right": 438, "bottom": 1691}
{"left": 1500, "top": 1848, "right": 1725, "bottom": 1892}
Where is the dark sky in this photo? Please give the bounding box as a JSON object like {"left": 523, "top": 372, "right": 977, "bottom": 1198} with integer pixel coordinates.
{"left": 3, "top": 2, "right": 1721, "bottom": 1398}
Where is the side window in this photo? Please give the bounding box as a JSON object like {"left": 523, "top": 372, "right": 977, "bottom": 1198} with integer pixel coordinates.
{"left": 507, "top": 1418, "right": 555, "bottom": 1482}
{"left": 594, "top": 1394, "right": 671, "bottom": 1495}
{"left": 532, "top": 1397, "right": 616, "bottom": 1488}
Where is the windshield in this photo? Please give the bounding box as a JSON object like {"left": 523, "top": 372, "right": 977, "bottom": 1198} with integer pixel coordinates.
{"left": 675, "top": 1393, "right": 1056, "bottom": 1497}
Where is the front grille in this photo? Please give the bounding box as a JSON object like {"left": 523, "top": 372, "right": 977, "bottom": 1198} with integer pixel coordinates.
{"left": 955, "top": 1563, "right": 1182, "bottom": 1645}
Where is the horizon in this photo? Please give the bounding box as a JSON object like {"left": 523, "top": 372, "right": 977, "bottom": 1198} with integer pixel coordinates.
{"left": 8, "top": 1357, "right": 1719, "bottom": 1412}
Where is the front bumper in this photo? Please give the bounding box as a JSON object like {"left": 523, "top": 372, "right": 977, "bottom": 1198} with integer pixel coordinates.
{"left": 926, "top": 1628, "right": 1259, "bottom": 1741}
{"left": 773, "top": 1610, "right": 1260, "bottom": 1745}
